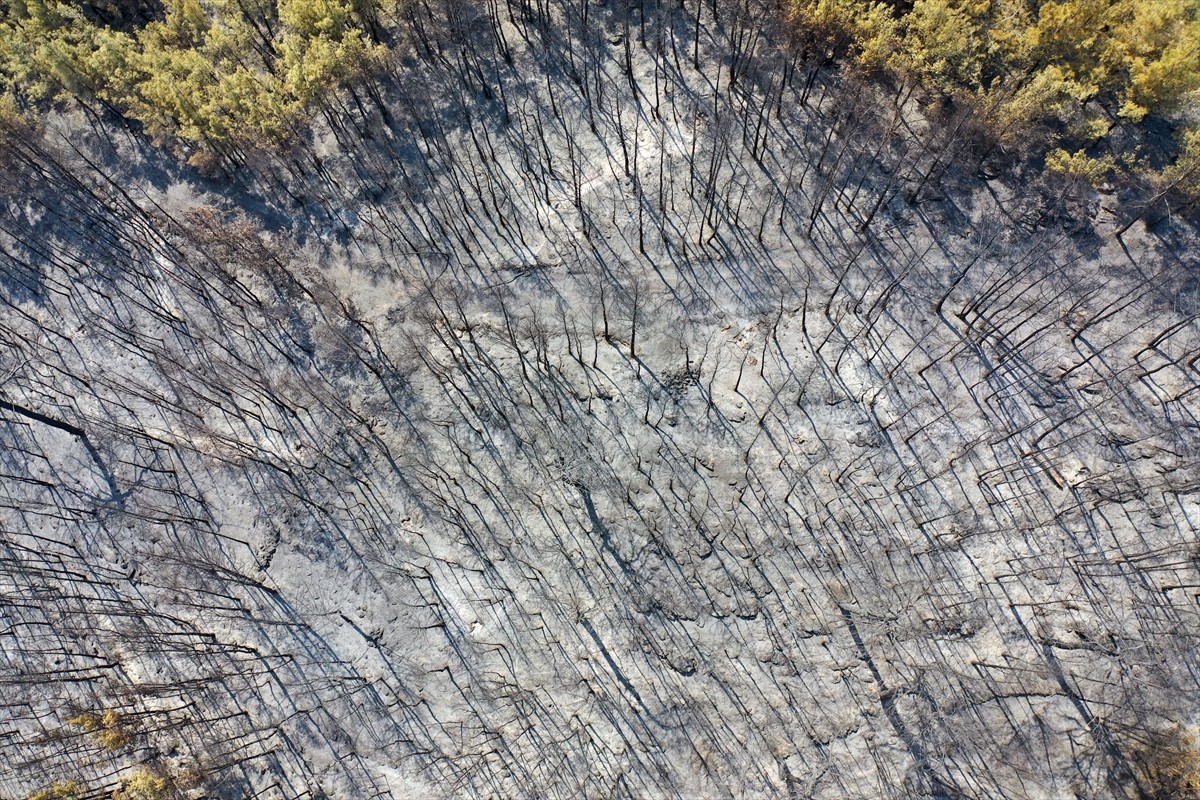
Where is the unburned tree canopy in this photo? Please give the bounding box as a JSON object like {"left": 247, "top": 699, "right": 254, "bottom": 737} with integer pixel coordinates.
{"left": 786, "top": 0, "right": 1200, "bottom": 191}
{"left": 0, "top": 0, "right": 387, "bottom": 156}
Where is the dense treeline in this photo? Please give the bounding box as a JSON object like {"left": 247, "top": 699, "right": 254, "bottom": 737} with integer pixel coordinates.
{"left": 2, "top": 0, "right": 1199, "bottom": 195}
{"left": 0, "top": 0, "right": 390, "bottom": 163}
{"left": 786, "top": 0, "right": 1200, "bottom": 194}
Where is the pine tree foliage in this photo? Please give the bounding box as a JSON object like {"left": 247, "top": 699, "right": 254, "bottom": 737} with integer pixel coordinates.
{"left": 1, "top": 0, "right": 1199, "bottom": 192}
{"left": 786, "top": 0, "right": 1200, "bottom": 191}
{"left": 0, "top": 0, "right": 388, "bottom": 156}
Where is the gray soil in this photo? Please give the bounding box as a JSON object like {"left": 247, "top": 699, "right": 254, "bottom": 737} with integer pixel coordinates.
{"left": 2, "top": 1, "right": 1199, "bottom": 798}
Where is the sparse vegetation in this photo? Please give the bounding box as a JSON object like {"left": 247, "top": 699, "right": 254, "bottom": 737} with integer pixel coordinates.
{"left": 26, "top": 781, "right": 80, "bottom": 800}
{"left": 67, "top": 709, "right": 130, "bottom": 751}
{"left": 1135, "top": 725, "right": 1200, "bottom": 799}
{"left": 22, "top": 767, "right": 174, "bottom": 800}
{"left": 113, "top": 768, "right": 168, "bottom": 800}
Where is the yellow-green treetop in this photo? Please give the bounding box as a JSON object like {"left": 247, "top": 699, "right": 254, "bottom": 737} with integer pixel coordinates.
{"left": 788, "top": 0, "right": 1200, "bottom": 190}
{"left": 792, "top": 0, "right": 1200, "bottom": 120}
{"left": 0, "top": 0, "right": 387, "bottom": 157}
{"left": 2, "top": 0, "right": 1198, "bottom": 192}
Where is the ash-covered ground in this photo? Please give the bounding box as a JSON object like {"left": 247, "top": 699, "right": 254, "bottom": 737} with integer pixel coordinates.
{"left": 2, "top": 1, "right": 1200, "bottom": 798}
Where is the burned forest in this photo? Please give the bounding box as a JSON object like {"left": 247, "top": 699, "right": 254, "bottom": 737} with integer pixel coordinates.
{"left": 2, "top": 0, "right": 1200, "bottom": 797}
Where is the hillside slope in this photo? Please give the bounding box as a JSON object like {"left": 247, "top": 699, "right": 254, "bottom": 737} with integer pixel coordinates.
{"left": 2, "top": 1, "right": 1200, "bottom": 798}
